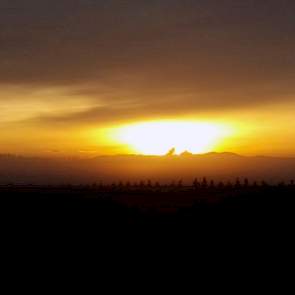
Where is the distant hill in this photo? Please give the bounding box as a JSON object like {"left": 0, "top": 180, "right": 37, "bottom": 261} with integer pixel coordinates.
{"left": 0, "top": 153, "right": 294, "bottom": 185}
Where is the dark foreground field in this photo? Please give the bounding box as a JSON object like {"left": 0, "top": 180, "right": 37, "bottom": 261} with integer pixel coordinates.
{"left": 1, "top": 184, "right": 293, "bottom": 293}
{"left": 2, "top": 183, "right": 295, "bottom": 236}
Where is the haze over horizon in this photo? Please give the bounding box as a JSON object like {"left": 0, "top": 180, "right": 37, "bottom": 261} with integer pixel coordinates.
{"left": 1, "top": 151, "right": 295, "bottom": 185}
{"left": 1, "top": 150, "right": 294, "bottom": 159}
{"left": 1, "top": 1, "right": 295, "bottom": 157}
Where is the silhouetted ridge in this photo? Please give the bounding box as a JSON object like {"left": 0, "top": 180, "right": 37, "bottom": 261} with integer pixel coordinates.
{"left": 180, "top": 151, "right": 193, "bottom": 156}
{"left": 1, "top": 153, "right": 295, "bottom": 185}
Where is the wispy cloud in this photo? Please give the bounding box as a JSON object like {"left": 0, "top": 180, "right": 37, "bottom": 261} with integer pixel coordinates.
{"left": 1, "top": 0, "right": 295, "bottom": 156}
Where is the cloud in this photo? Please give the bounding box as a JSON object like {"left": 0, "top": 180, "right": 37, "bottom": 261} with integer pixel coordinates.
{"left": 25, "top": 83, "right": 295, "bottom": 127}
{"left": 1, "top": 0, "right": 295, "bottom": 123}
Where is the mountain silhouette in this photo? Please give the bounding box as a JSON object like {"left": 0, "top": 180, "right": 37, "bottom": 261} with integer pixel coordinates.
{"left": 1, "top": 152, "right": 295, "bottom": 185}
{"left": 180, "top": 151, "right": 193, "bottom": 157}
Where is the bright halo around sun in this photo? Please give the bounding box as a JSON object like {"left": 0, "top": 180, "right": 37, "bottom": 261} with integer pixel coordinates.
{"left": 113, "top": 121, "right": 233, "bottom": 155}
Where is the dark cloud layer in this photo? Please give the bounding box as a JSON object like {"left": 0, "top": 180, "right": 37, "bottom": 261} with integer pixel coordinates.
{"left": 1, "top": 0, "right": 295, "bottom": 123}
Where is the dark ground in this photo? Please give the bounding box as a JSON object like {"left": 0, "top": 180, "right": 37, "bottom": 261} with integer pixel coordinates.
{"left": 2, "top": 183, "right": 295, "bottom": 234}
{"left": 2, "top": 182, "right": 295, "bottom": 278}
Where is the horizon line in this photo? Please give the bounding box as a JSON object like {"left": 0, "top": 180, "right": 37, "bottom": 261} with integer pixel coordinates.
{"left": 1, "top": 151, "right": 295, "bottom": 160}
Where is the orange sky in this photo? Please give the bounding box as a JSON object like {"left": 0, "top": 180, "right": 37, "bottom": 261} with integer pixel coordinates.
{"left": 2, "top": 95, "right": 295, "bottom": 157}
{"left": 1, "top": 1, "right": 295, "bottom": 157}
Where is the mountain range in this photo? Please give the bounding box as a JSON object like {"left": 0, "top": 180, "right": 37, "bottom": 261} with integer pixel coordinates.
{"left": 0, "top": 152, "right": 294, "bottom": 185}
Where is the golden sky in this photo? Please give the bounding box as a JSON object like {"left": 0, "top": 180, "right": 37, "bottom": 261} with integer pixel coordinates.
{"left": 1, "top": 1, "right": 295, "bottom": 157}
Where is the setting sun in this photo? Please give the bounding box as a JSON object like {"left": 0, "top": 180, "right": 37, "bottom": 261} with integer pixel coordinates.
{"left": 112, "top": 121, "right": 233, "bottom": 155}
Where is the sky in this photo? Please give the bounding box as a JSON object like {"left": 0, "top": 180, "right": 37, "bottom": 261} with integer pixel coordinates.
{"left": 1, "top": 0, "right": 295, "bottom": 156}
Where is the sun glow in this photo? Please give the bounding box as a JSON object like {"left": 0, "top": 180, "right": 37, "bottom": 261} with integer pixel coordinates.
{"left": 112, "top": 121, "right": 233, "bottom": 155}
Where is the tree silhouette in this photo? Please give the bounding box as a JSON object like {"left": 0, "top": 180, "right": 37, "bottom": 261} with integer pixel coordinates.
{"left": 170, "top": 180, "right": 176, "bottom": 189}
{"left": 178, "top": 180, "right": 183, "bottom": 188}
{"left": 147, "top": 180, "right": 152, "bottom": 188}
{"left": 210, "top": 180, "right": 215, "bottom": 188}
{"left": 193, "top": 178, "right": 200, "bottom": 190}
{"left": 244, "top": 178, "right": 249, "bottom": 187}
{"left": 201, "top": 177, "right": 208, "bottom": 188}
{"left": 235, "top": 178, "right": 241, "bottom": 188}
{"left": 139, "top": 180, "right": 145, "bottom": 188}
